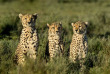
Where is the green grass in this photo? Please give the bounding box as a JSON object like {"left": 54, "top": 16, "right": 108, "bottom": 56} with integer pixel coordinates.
{"left": 0, "top": 0, "right": 110, "bottom": 74}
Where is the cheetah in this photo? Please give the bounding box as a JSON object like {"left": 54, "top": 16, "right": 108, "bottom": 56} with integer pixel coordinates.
{"left": 47, "top": 22, "right": 64, "bottom": 60}
{"left": 69, "top": 21, "right": 88, "bottom": 63}
{"left": 15, "top": 13, "right": 39, "bottom": 66}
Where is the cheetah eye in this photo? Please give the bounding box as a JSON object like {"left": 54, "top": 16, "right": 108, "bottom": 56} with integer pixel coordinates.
{"left": 25, "top": 18, "right": 27, "bottom": 20}
{"left": 58, "top": 27, "right": 60, "bottom": 30}
{"left": 79, "top": 26, "right": 81, "bottom": 27}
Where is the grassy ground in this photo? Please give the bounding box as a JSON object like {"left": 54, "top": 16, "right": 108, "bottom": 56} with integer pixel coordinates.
{"left": 0, "top": 0, "right": 110, "bottom": 74}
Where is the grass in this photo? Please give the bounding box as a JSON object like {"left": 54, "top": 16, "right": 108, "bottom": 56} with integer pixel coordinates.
{"left": 0, "top": 0, "right": 110, "bottom": 74}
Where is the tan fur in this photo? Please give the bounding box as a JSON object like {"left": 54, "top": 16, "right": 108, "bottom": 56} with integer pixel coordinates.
{"left": 15, "top": 13, "right": 38, "bottom": 66}
{"left": 47, "top": 22, "right": 64, "bottom": 59}
{"left": 69, "top": 21, "right": 88, "bottom": 62}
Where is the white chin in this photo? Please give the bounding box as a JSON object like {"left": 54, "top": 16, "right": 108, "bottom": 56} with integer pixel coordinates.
{"left": 57, "top": 32, "right": 59, "bottom": 34}
{"left": 75, "top": 32, "right": 79, "bottom": 34}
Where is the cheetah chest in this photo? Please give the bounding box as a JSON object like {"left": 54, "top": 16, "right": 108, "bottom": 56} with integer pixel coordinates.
{"left": 71, "top": 34, "right": 86, "bottom": 58}
{"left": 72, "top": 35, "right": 84, "bottom": 49}
{"left": 20, "top": 28, "right": 38, "bottom": 55}
{"left": 48, "top": 34, "right": 61, "bottom": 56}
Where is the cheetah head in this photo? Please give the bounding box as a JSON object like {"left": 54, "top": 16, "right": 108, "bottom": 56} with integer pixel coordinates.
{"left": 47, "top": 22, "right": 62, "bottom": 35}
{"left": 71, "top": 21, "right": 88, "bottom": 34}
{"left": 19, "top": 13, "right": 37, "bottom": 27}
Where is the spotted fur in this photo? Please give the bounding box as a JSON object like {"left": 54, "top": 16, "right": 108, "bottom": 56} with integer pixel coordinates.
{"left": 69, "top": 21, "right": 88, "bottom": 62}
{"left": 47, "top": 22, "right": 64, "bottom": 59}
{"left": 15, "top": 13, "right": 38, "bottom": 66}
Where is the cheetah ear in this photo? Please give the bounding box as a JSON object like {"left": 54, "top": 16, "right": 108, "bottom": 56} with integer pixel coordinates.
{"left": 71, "top": 23, "right": 74, "bottom": 26}
{"left": 19, "top": 13, "right": 23, "bottom": 19}
{"left": 47, "top": 23, "right": 50, "bottom": 27}
{"left": 85, "top": 22, "right": 89, "bottom": 27}
{"left": 33, "top": 13, "right": 38, "bottom": 20}
{"left": 59, "top": 22, "right": 62, "bottom": 24}
{"left": 59, "top": 22, "right": 62, "bottom": 26}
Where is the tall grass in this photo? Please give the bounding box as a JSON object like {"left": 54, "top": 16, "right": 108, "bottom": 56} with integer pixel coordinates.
{"left": 0, "top": 0, "right": 110, "bottom": 74}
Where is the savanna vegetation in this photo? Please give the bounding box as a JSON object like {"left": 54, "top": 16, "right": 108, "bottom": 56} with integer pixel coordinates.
{"left": 0, "top": 0, "right": 110, "bottom": 74}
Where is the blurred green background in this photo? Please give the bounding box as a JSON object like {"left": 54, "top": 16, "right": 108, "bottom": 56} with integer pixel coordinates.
{"left": 0, "top": 0, "right": 110, "bottom": 74}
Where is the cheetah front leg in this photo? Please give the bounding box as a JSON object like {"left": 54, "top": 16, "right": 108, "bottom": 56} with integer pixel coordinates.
{"left": 79, "top": 41, "right": 88, "bottom": 72}
{"left": 15, "top": 44, "right": 27, "bottom": 66}
{"left": 82, "top": 41, "right": 88, "bottom": 59}
{"left": 27, "top": 49, "right": 37, "bottom": 60}
{"left": 69, "top": 44, "right": 77, "bottom": 63}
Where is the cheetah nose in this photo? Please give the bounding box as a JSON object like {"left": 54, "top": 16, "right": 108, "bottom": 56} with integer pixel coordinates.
{"left": 75, "top": 30, "right": 78, "bottom": 32}
{"left": 28, "top": 22, "right": 31, "bottom": 24}
{"left": 56, "top": 31, "right": 59, "bottom": 33}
